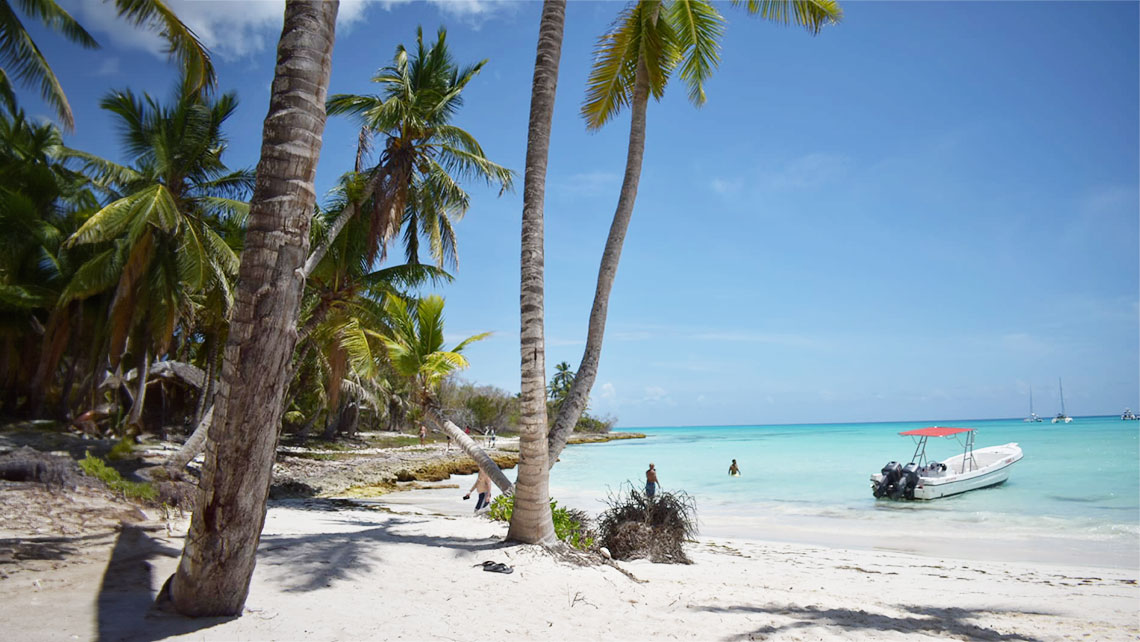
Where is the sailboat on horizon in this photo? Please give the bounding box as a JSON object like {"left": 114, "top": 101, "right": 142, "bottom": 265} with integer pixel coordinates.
{"left": 1024, "top": 388, "right": 1042, "bottom": 422}
{"left": 1052, "top": 378, "right": 1073, "bottom": 424}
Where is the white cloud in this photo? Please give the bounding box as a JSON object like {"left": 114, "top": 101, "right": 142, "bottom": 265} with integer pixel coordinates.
{"left": 693, "top": 331, "right": 821, "bottom": 349}
{"left": 69, "top": 0, "right": 513, "bottom": 61}
{"left": 764, "top": 152, "right": 850, "bottom": 191}
{"left": 600, "top": 382, "right": 616, "bottom": 400}
{"left": 709, "top": 177, "right": 741, "bottom": 195}
{"left": 555, "top": 171, "right": 620, "bottom": 196}
{"left": 94, "top": 57, "right": 120, "bottom": 76}
{"left": 642, "top": 386, "right": 668, "bottom": 403}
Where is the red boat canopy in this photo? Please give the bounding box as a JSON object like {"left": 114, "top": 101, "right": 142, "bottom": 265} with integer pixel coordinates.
{"left": 899, "top": 426, "right": 975, "bottom": 437}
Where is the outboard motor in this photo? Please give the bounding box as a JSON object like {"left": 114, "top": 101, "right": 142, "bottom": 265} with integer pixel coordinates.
{"left": 901, "top": 462, "right": 920, "bottom": 499}
{"left": 874, "top": 461, "right": 902, "bottom": 498}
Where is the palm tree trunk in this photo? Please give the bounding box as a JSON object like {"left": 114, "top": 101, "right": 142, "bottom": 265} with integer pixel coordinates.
{"left": 163, "top": 0, "right": 338, "bottom": 617}
{"left": 548, "top": 55, "right": 651, "bottom": 467}
{"left": 425, "top": 410, "right": 513, "bottom": 494}
{"left": 506, "top": 0, "right": 566, "bottom": 546}
{"left": 164, "top": 404, "right": 212, "bottom": 474}
{"left": 126, "top": 346, "right": 150, "bottom": 433}
{"left": 28, "top": 305, "right": 72, "bottom": 416}
{"left": 192, "top": 335, "right": 217, "bottom": 425}
{"left": 301, "top": 165, "right": 387, "bottom": 278}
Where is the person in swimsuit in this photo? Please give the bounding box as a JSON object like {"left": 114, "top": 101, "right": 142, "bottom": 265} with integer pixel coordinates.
{"left": 729, "top": 459, "right": 740, "bottom": 476}
{"left": 645, "top": 463, "right": 658, "bottom": 498}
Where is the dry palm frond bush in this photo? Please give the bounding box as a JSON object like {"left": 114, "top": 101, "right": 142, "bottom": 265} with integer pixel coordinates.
{"left": 596, "top": 483, "right": 698, "bottom": 564}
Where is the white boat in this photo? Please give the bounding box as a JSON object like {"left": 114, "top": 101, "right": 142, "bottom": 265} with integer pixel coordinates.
{"left": 1052, "top": 378, "right": 1073, "bottom": 424}
{"left": 870, "top": 426, "right": 1023, "bottom": 500}
{"left": 1023, "top": 388, "right": 1042, "bottom": 422}
{"left": 1122, "top": 408, "right": 1138, "bottom": 421}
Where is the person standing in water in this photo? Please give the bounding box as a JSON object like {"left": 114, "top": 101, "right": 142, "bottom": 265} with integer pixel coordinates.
{"left": 729, "top": 459, "right": 740, "bottom": 476}
{"left": 645, "top": 463, "right": 659, "bottom": 498}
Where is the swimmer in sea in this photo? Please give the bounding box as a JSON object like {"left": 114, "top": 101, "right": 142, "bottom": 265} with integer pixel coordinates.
{"left": 728, "top": 459, "right": 740, "bottom": 476}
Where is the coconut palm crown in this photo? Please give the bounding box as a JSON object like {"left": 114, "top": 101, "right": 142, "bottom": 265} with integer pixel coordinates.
{"left": 325, "top": 26, "right": 514, "bottom": 269}
{"left": 60, "top": 82, "right": 249, "bottom": 363}
{"left": 582, "top": 0, "right": 841, "bottom": 129}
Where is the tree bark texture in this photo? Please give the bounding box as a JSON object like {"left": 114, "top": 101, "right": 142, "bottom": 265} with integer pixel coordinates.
{"left": 166, "top": 0, "right": 338, "bottom": 617}
{"left": 548, "top": 57, "right": 651, "bottom": 466}
{"left": 507, "top": 0, "right": 565, "bottom": 546}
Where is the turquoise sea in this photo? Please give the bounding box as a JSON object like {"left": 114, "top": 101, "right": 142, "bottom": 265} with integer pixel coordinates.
{"left": 546, "top": 416, "right": 1140, "bottom": 568}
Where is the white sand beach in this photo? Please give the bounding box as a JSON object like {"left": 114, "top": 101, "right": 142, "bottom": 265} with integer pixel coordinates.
{"left": 1, "top": 485, "right": 1136, "bottom": 642}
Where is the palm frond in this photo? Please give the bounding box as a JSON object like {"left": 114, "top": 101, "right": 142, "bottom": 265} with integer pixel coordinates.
{"left": 668, "top": 0, "right": 725, "bottom": 107}
{"left": 731, "top": 0, "right": 843, "bottom": 33}
{"left": 59, "top": 246, "right": 121, "bottom": 303}
{"left": 0, "top": 1, "right": 76, "bottom": 128}
{"left": 582, "top": 2, "right": 642, "bottom": 130}
{"left": 111, "top": 0, "right": 216, "bottom": 92}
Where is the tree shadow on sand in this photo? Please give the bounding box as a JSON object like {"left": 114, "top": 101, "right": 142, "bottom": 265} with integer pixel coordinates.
{"left": 697, "top": 603, "right": 1052, "bottom": 642}
{"left": 258, "top": 501, "right": 509, "bottom": 593}
{"left": 95, "top": 525, "right": 237, "bottom": 642}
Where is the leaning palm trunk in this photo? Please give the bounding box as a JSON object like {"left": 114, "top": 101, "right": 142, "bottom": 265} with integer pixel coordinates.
{"left": 301, "top": 166, "right": 387, "bottom": 278}
{"left": 507, "top": 0, "right": 566, "bottom": 546}
{"left": 424, "top": 409, "right": 513, "bottom": 494}
{"left": 164, "top": 404, "right": 213, "bottom": 474}
{"left": 163, "top": 1, "right": 338, "bottom": 617}
{"left": 126, "top": 347, "right": 150, "bottom": 433}
{"left": 548, "top": 59, "right": 651, "bottom": 466}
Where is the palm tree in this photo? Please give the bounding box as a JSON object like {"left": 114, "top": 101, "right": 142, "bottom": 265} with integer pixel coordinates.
{"left": 304, "top": 26, "right": 514, "bottom": 276}
{"left": 0, "top": 105, "right": 96, "bottom": 413}
{"left": 162, "top": 0, "right": 339, "bottom": 617}
{"left": 60, "top": 83, "right": 248, "bottom": 434}
{"left": 0, "top": 0, "right": 214, "bottom": 130}
{"left": 549, "top": 360, "right": 574, "bottom": 405}
{"left": 377, "top": 294, "right": 512, "bottom": 492}
{"left": 547, "top": 0, "right": 841, "bottom": 466}
{"left": 506, "top": 0, "right": 566, "bottom": 546}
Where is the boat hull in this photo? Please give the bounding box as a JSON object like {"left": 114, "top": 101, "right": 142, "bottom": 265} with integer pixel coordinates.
{"left": 870, "top": 443, "right": 1023, "bottom": 501}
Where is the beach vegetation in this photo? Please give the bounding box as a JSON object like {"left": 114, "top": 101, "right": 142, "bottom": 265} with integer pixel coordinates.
{"left": 489, "top": 494, "right": 595, "bottom": 551}
{"left": 597, "top": 484, "right": 698, "bottom": 564}
{"left": 78, "top": 452, "right": 157, "bottom": 502}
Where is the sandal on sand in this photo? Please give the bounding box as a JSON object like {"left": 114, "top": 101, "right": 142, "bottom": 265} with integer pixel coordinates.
{"left": 481, "top": 562, "right": 513, "bottom": 574}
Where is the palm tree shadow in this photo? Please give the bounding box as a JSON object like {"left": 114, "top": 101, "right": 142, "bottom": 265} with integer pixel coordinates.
{"left": 95, "top": 525, "right": 237, "bottom": 642}
{"left": 697, "top": 603, "right": 1051, "bottom": 641}
{"left": 258, "top": 506, "right": 510, "bottom": 593}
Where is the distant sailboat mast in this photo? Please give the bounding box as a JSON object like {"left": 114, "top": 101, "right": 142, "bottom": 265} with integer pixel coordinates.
{"left": 1059, "top": 378, "right": 1066, "bottom": 416}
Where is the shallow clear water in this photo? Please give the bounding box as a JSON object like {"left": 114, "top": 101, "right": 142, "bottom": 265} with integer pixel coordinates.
{"left": 547, "top": 416, "right": 1139, "bottom": 566}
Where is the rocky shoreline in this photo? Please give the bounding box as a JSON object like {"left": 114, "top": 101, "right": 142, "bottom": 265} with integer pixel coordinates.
{"left": 269, "top": 430, "right": 645, "bottom": 499}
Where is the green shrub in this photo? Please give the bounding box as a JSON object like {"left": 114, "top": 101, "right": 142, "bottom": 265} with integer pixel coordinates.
{"left": 486, "top": 495, "right": 595, "bottom": 550}
{"left": 79, "top": 453, "right": 158, "bottom": 502}
{"left": 107, "top": 438, "right": 135, "bottom": 460}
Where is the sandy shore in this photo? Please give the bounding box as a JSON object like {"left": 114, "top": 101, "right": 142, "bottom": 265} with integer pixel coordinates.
{"left": 1, "top": 484, "right": 1136, "bottom": 642}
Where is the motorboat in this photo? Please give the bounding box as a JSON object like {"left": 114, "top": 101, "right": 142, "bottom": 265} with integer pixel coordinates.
{"left": 1123, "top": 408, "right": 1138, "bottom": 421}
{"left": 870, "top": 427, "right": 1023, "bottom": 500}
{"left": 1023, "top": 388, "right": 1042, "bottom": 422}
{"left": 1051, "top": 378, "right": 1073, "bottom": 424}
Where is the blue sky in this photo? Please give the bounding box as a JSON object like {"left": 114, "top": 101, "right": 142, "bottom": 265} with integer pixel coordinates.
{"left": 21, "top": 1, "right": 1139, "bottom": 427}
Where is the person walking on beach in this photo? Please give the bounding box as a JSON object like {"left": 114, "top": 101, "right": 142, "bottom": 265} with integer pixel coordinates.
{"left": 645, "top": 463, "right": 658, "bottom": 499}
{"left": 729, "top": 459, "right": 740, "bottom": 476}
{"left": 419, "top": 424, "right": 427, "bottom": 446}
{"left": 464, "top": 468, "right": 492, "bottom": 511}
